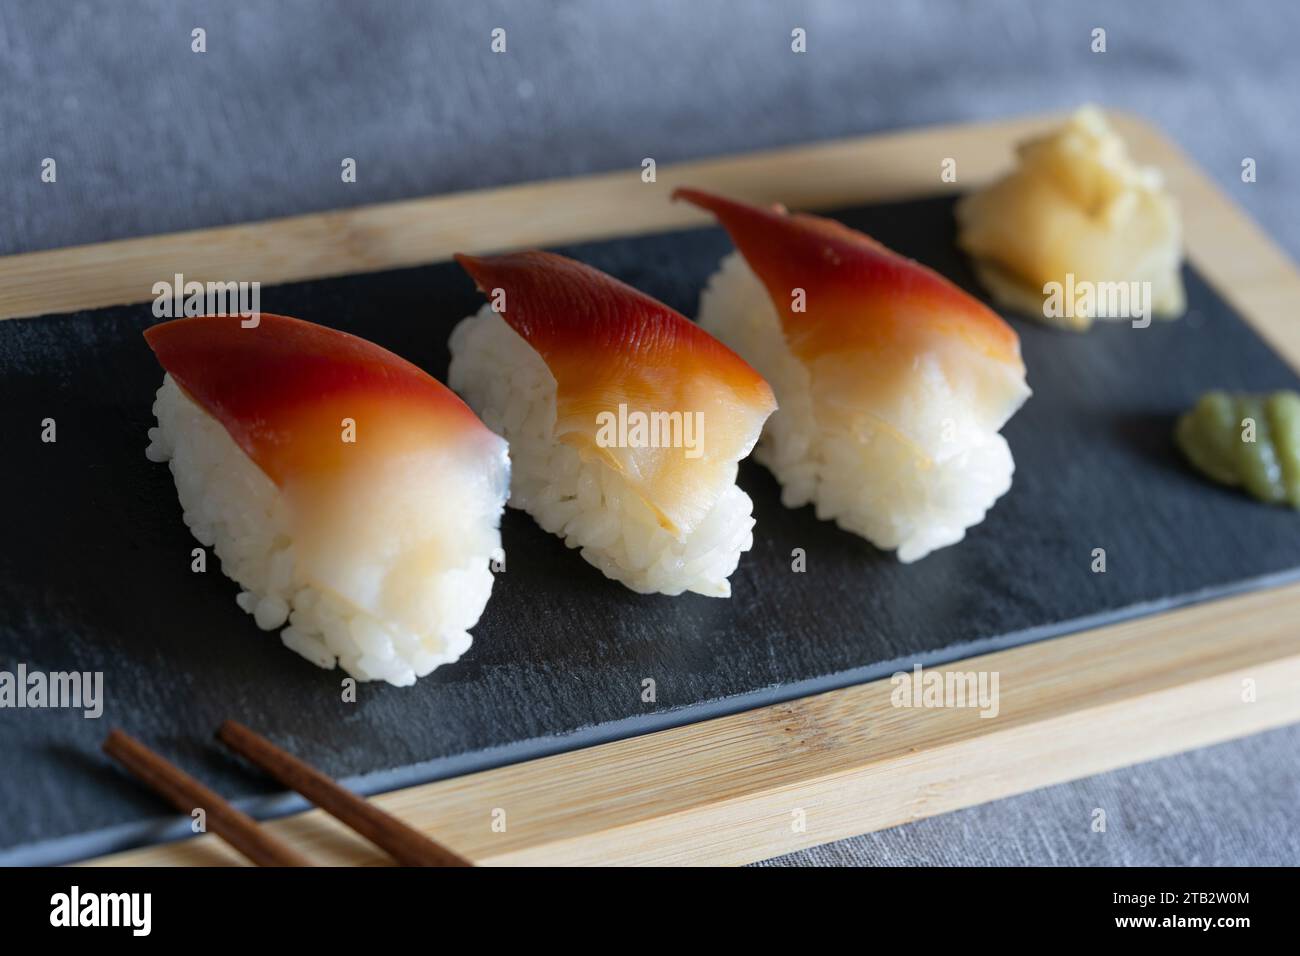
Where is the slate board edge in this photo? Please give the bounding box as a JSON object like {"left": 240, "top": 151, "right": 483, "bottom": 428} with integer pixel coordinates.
{"left": 8, "top": 563, "right": 1299, "bottom": 868}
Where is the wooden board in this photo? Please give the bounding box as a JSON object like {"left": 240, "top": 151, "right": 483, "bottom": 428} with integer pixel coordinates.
{"left": 3, "top": 112, "right": 1298, "bottom": 866}
{"left": 83, "top": 583, "right": 1300, "bottom": 866}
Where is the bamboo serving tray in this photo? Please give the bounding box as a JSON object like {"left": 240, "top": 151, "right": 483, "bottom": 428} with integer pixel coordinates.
{"left": 4, "top": 112, "right": 1298, "bottom": 866}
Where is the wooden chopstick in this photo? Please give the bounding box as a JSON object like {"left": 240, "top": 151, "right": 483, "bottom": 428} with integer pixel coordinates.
{"left": 103, "top": 728, "right": 312, "bottom": 867}
{"left": 216, "top": 719, "right": 472, "bottom": 867}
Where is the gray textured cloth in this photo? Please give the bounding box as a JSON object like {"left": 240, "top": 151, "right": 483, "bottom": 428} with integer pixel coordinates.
{"left": 758, "top": 725, "right": 1300, "bottom": 867}
{"left": 3, "top": 0, "right": 1297, "bottom": 866}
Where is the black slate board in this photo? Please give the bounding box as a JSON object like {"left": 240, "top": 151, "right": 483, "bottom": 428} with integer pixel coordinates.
{"left": 4, "top": 195, "right": 1300, "bottom": 864}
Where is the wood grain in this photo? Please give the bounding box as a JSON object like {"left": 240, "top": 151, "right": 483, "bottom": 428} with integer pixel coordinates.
{"left": 215, "top": 720, "right": 471, "bottom": 867}
{"left": 87, "top": 581, "right": 1300, "bottom": 866}
{"left": 102, "top": 729, "right": 312, "bottom": 867}
{"left": 13, "top": 110, "right": 1292, "bottom": 865}
{"left": 0, "top": 113, "right": 1058, "bottom": 322}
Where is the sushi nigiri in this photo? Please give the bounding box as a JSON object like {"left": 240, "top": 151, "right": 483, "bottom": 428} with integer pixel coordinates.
{"left": 448, "top": 251, "right": 775, "bottom": 596}
{"left": 145, "top": 313, "right": 509, "bottom": 685}
{"left": 676, "top": 188, "right": 1031, "bottom": 563}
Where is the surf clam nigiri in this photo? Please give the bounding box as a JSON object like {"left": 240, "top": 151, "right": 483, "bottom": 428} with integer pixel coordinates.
{"left": 145, "top": 313, "right": 509, "bottom": 685}
{"left": 676, "top": 188, "right": 1031, "bottom": 563}
{"left": 447, "top": 251, "right": 776, "bottom": 596}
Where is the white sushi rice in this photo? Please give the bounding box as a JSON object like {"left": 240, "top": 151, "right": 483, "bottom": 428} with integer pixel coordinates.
{"left": 448, "top": 307, "right": 756, "bottom": 596}
{"left": 147, "top": 374, "right": 501, "bottom": 685}
{"left": 696, "top": 253, "right": 1018, "bottom": 563}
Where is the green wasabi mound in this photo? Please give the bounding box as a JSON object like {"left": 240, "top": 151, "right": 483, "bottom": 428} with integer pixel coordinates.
{"left": 1175, "top": 390, "right": 1300, "bottom": 508}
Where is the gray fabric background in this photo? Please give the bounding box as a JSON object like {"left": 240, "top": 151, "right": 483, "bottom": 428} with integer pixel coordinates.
{"left": 3, "top": 0, "right": 1297, "bottom": 865}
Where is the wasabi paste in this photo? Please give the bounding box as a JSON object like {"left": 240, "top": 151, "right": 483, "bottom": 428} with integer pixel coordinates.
{"left": 1175, "top": 390, "right": 1300, "bottom": 508}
